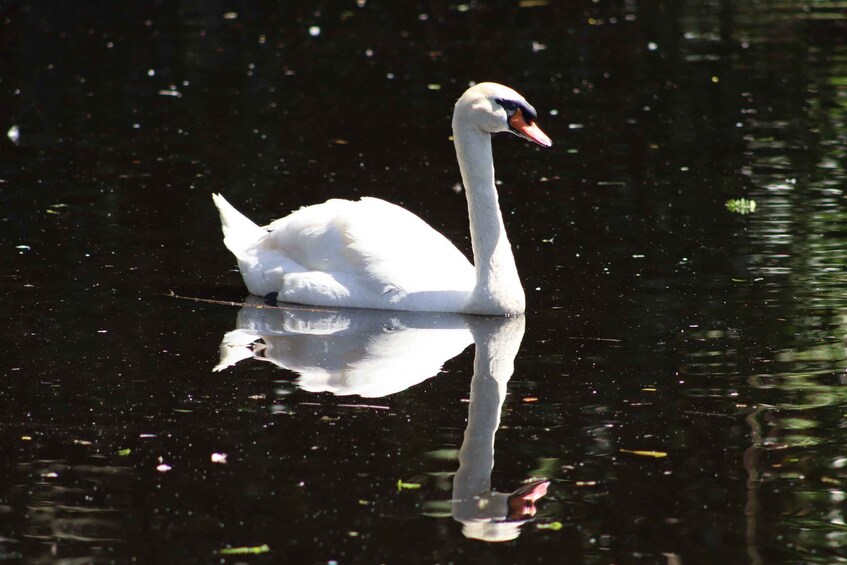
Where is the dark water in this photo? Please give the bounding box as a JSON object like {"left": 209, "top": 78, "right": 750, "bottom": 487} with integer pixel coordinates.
{"left": 2, "top": 1, "right": 847, "bottom": 563}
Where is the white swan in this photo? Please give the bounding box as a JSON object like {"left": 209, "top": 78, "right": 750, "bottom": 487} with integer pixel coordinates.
{"left": 212, "top": 82, "right": 551, "bottom": 315}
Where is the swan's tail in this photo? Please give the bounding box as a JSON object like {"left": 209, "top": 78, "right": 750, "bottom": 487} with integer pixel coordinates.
{"left": 212, "top": 193, "right": 267, "bottom": 260}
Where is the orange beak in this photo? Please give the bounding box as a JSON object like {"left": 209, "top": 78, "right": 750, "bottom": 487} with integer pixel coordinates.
{"left": 509, "top": 108, "right": 552, "bottom": 148}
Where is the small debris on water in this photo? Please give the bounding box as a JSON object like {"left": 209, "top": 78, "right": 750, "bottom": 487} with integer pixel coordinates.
{"left": 7, "top": 125, "right": 19, "bottom": 145}
{"left": 620, "top": 449, "right": 667, "bottom": 458}
{"left": 220, "top": 545, "right": 270, "bottom": 555}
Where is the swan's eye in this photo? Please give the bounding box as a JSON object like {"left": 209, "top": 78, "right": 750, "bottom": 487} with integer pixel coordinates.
{"left": 495, "top": 98, "right": 518, "bottom": 117}
{"left": 494, "top": 98, "right": 539, "bottom": 124}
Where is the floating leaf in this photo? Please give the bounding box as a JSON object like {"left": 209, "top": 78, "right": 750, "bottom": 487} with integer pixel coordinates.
{"left": 726, "top": 198, "right": 757, "bottom": 214}
{"left": 220, "top": 544, "right": 270, "bottom": 555}
{"left": 422, "top": 500, "right": 452, "bottom": 518}
{"left": 529, "top": 458, "right": 559, "bottom": 478}
{"left": 781, "top": 418, "right": 818, "bottom": 430}
{"left": 620, "top": 449, "right": 667, "bottom": 458}
{"left": 537, "top": 521, "right": 563, "bottom": 530}
{"left": 425, "top": 449, "right": 459, "bottom": 461}
{"left": 117, "top": 448, "right": 132, "bottom": 456}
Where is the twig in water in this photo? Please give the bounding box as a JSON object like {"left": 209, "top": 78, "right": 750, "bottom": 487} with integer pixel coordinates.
{"left": 165, "top": 290, "right": 338, "bottom": 313}
{"left": 567, "top": 336, "right": 622, "bottom": 343}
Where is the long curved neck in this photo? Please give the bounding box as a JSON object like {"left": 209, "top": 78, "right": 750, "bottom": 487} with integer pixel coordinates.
{"left": 453, "top": 122, "right": 525, "bottom": 315}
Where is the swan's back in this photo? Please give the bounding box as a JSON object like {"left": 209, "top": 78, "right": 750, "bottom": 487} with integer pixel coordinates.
{"left": 217, "top": 195, "right": 475, "bottom": 311}
{"left": 265, "top": 198, "right": 468, "bottom": 272}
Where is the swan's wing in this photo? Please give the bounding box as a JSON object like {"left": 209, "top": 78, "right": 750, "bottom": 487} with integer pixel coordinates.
{"left": 292, "top": 326, "right": 474, "bottom": 397}
{"left": 261, "top": 197, "right": 474, "bottom": 294}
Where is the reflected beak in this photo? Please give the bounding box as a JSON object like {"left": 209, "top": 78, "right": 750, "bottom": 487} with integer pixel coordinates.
{"left": 509, "top": 109, "right": 552, "bottom": 148}
{"left": 506, "top": 480, "right": 550, "bottom": 520}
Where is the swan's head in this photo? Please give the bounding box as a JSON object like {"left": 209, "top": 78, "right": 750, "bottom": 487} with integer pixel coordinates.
{"left": 453, "top": 82, "right": 552, "bottom": 148}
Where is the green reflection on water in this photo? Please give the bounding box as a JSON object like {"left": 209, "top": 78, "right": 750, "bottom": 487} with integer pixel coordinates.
{"left": 675, "top": 1, "right": 847, "bottom": 562}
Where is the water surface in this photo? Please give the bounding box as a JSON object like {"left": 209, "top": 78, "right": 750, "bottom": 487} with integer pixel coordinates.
{"left": 1, "top": 2, "right": 847, "bottom": 563}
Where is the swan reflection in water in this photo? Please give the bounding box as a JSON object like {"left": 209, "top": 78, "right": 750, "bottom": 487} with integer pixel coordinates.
{"left": 215, "top": 297, "right": 549, "bottom": 542}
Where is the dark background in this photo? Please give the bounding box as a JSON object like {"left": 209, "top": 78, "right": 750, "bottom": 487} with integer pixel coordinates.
{"left": 1, "top": 1, "right": 846, "bottom": 563}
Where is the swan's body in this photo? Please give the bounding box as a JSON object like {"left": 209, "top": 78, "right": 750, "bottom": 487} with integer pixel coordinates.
{"left": 213, "top": 82, "right": 551, "bottom": 315}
